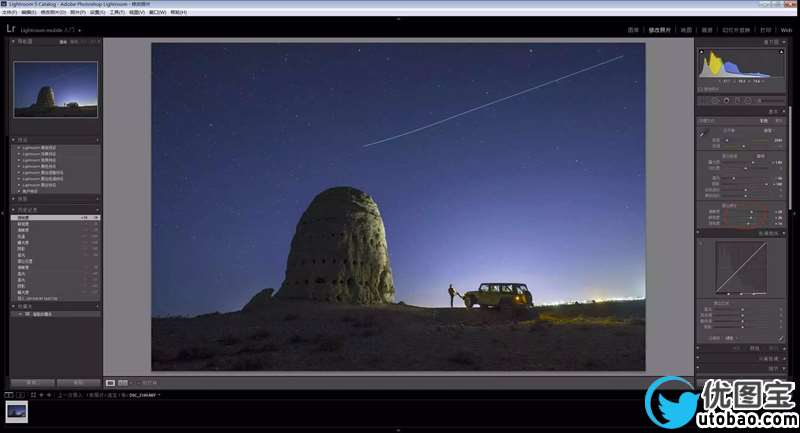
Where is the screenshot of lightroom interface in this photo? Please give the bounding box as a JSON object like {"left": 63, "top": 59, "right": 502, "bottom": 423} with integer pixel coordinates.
{"left": 1, "top": 1, "right": 796, "bottom": 430}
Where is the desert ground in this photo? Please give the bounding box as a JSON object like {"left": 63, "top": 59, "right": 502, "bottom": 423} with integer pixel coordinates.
{"left": 15, "top": 106, "right": 97, "bottom": 118}
{"left": 152, "top": 299, "right": 644, "bottom": 371}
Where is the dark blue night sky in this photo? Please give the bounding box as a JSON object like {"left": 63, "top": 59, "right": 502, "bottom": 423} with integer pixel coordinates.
{"left": 152, "top": 43, "right": 645, "bottom": 317}
{"left": 14, "top": 62, "right": 98, "bottom": 107}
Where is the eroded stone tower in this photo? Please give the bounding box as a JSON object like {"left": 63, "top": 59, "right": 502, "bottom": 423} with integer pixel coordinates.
{"left": 33, "top": 86, "right": 56, "bottom": 108}
{"left": 277, "top": 187, "right": 395, "bottom": 304}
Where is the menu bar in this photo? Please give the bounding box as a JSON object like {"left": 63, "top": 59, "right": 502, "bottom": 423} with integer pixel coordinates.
{"left": 0, "top": 1, "right": 796, "bottom": 17}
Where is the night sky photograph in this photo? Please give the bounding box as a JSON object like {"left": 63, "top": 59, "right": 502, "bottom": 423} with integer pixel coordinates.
{"left": 151, "top": 43, "right": 646, "bottom": 317}
{"left": 14, "top": 61, "right": 98, "bottom": 108}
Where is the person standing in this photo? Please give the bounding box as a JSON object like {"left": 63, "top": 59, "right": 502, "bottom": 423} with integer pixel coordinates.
{"left": 448, "top": 284, "right": 456, "bottom": 308}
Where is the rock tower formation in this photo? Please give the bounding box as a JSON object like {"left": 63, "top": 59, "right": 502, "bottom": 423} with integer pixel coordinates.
{"left": 33, "top": 86, "right": 56, "bottom": 108}
{"left": 277, "top": 187, "right": 395, "bottom": 304}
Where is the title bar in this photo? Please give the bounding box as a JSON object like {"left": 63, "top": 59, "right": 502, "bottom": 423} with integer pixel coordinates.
{"left": 0, "top": 1, "right": 797, "bottom": 17}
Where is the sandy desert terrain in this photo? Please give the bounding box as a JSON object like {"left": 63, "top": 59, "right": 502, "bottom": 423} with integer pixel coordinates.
{"left": 14, "top": 105, "right": 97, "bottom": 118}
{"left": 152, "top": 299, "right": 645, "bottom": 371}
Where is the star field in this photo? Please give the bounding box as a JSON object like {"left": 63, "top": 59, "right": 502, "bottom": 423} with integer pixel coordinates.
{"left": 152, "top": 43, "right": 645, "bottom": 316}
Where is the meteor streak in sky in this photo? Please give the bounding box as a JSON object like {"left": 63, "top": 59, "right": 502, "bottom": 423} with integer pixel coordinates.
{"left": 362, "top": 54, "right": 625, "bottom": 148}
{"left": 152, "top": 43, "right": 645, "bottom": 315}
{"left": 48, "top": 63, "right": 94, "bottom": 84}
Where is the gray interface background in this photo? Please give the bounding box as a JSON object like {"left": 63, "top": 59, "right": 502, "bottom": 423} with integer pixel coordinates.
{"left": 102, "top": 38, "right": 694, "bottom": 389}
